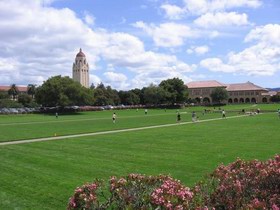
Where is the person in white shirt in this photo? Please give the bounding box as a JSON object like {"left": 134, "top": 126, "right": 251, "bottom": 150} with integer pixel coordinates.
{"left": 112, "top": 113, "right": 116, "bottom": 123}
{"left": 222, "top": 110, "right": 226, "bottom": 118}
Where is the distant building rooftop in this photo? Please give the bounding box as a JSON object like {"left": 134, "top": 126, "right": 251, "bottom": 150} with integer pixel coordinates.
{"left": 0, "top": 86, "right": 28, "bottom": 92}
{"left": 226, "top": 82, "right": 268, "bottom": 91}
{"left": 186, "top": 80, "right": 226, "bottom": 88}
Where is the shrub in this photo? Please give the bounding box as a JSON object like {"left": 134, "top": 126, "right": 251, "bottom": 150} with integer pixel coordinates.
{"left": 68, "top": 155, "right": 280, "bottom": 209}
{"left": 68, "top": 174, "right": 193, "bottom": 210}
{"left": 192, "top": 155, "right": 280, "bottom": 209}
{"left": 0, "top": 99, "right": 23, "bottom": 108}
{"left": 67, "top": 180, "right": 110, "bottom": 210}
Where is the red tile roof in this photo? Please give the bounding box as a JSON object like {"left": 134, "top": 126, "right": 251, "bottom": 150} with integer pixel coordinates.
{"left": 226, "top": 82, "right": 268, "bottom": 91}
{"left": 0, "top": 86, "right": 28, "bottom": 92}
{"left": 186, "top": 80, "right": 226, "bottom": 88}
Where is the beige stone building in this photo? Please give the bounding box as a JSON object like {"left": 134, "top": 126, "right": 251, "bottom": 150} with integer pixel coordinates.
{"left": 227, "top": 82, "right": 268, "bottom": 103}
{"left": 72, "top": 48, "right": 89, "bottom": 88}
{"left": 186, "top": 80, "right": 226, "bottom": 104}
{"left": 187, "top": 80, "right": 272, "bottom": 104}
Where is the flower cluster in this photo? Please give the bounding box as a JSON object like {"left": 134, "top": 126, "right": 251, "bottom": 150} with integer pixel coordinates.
{"left": 109, "top": 174, "right": 173, "bottom": 209}
{"left": 150, "top": 177, "right": 193, "bottom": 209}
{"left": 67, "top": 180, "right": 108, "bottom": 210}
{"left": 193, "top": 155, "right": 280, "bottom": 209}
{"left": 67, "top": 155, "right": 280, "bottom": 210}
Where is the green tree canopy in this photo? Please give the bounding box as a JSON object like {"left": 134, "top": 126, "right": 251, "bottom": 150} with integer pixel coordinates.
{"left": 159, "top": 78, "right": 188, "bottom": 104}
{"left": 0, "top": 99, "right": 23, "bottom": 108}
{"left": 210, "top": 87, "right": 229, "bottom": 104}
{"left": 93, "top": 84, "right": 120, "bottom": 106}
{"left": 143, "top": 84, "right": 167, "bottom": 105}
{"left": 18, "top": 94, "right": 32, "bottom": 106}
{"left": 130, "top": 88, "right": 143, "bottom": 104}
{"left": 35, "top": 75, "right": 94, "bottom": 107}
{"left": 118, "top": 90, "right": 140, "bottom": 105}
{"left": 0, "top": 91, "right": 9, "bottom": 99}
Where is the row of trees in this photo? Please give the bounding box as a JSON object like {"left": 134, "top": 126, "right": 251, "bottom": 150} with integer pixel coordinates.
{"left": 35, "top": 76, "right": 189, "bottom": 107}
{"left": 1, "top": 75, "right": 232, "bottom": 108}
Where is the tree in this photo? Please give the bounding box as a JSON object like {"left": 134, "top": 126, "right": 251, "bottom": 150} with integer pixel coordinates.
{"left": 8, "top": 84, "right": 19, "bottom": 100}
{"left": 0, "top": 91, "right": 9, "bottom": 99}
{"left": 118, "top": 90, "right": 140, "bottom": 105}
{"left": 35, "top": 75, "right": 94, "bottom": 107}
{"left": 130, "top": 88, "right": 143, "bottom": 104}
{"left": 93, "top": 84, "right": 120, "bottom": 106}
{"left": 18, "top": 94, "right": 32, "bottom": 106}
{"left": 90, "top": 83, "right": 95, "bottom": 90}
{"left": 143, "top": 85, "right": 167, "bottom": 105}
{"left": 210, "top": 87, "right": 229, "bottom": 104}
{"left": 106, "top": 86, "right": 121, "bottom": 105}
{"left": 159, "top": 78, "right": 188, "bottom": 105}
{"left": 0, "top": 99, "right": 23, "bottom": 108}
{"left": 27, "top": 84, "right": 36, "bottom": 99}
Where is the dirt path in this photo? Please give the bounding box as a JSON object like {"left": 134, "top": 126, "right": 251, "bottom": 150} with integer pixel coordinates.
{"left": 0, "top": 115, "right": 249, "bottom": 146}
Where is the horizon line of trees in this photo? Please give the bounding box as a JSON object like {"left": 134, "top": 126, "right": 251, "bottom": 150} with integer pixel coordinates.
{"left": 0, "top": 76, "right": 190, "bottom": 108}
{"left": 34, "top": 76, "right": 189, "bottom": 107}
{"left": 3, "top": 75, "right": 277, "bottom": 109}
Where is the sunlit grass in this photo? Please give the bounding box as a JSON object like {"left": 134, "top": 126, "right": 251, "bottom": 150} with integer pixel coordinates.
{"left": 0, "top": 104, "right": 279, "bottom": 209}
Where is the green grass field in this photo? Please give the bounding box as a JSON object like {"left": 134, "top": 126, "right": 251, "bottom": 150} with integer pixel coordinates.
{"left": 0, "top": 104, "right": 279, "bottom": 209}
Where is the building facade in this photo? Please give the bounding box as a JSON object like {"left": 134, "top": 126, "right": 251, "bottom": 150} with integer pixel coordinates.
{"left": 186, "top": 80, "right": 227, "bottom": 104}
{"left": 226, "top": 82, "right": 268, "bottom": 103}
{"left": 72, "top": 48, "right": 89, "bottom": 88}
{"left": 187, "top": 80, "right": 272, "bottom": 104}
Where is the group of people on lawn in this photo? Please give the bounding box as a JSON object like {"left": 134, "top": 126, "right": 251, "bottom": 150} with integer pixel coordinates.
{"left": 55, "top": 108, "right": 280, "bottom": 123}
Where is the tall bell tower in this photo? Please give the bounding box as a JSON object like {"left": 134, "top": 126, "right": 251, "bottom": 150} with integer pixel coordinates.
{"left": 72, "top": 48, "right": 89, "bottom": 88}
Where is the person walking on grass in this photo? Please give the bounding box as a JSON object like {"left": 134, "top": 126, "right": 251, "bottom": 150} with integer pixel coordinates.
{"left": 55, "top": 112, "right": 58, "bottom": 119}
{"left": 145, "top": 109, "right": 148, "bottom": 115}
{"left": 192, "top": 111, "right": 196, "bottom": 122}
{"left": 177, "top": 112, "right": 181, "bottom": 123}
{"left": 112, "top": 112, "right": 116, "bottom": 123}
{"left": 278, "top": 109, "right": 280, "bottom": 119}
{"left": 222, "top": 109, "right": 226, "bottom": 118}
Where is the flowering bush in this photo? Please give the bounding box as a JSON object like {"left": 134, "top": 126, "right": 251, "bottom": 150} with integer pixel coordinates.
{"left": 192, "top": 155, "right": 280, "bottom": 209}
{"left": 67, "top": 180, "right": 111, "bottom": 210}
{"left": 150, "top": 177, "right": 193, "bottom": 209}
{"left": 68, "top": 155, "right": 280, "bottom": 209}
{"left": 109, "top": 173, "right": 165, "bottom": 209}
{"left": 68, "top": 174, "right": 193, "bottom": 210}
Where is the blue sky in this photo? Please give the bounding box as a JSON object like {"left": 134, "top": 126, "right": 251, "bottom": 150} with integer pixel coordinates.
{"left": 0, "top": 0, "right": 280, "bottom": 89}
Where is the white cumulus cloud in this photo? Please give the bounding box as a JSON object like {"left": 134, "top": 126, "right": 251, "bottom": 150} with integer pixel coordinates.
{"left": 245, "top": 24, "right": 280, "bottom": 45}
{"left": 160, "top": 4, "right": 186, "bottom": 20}
{"left": 187, "top": 45, "right": 209, "bottom": 55}
{"left": 0, "top": 0, "right": 196, "bottom": 89}
{"left": 84, "top": 11, "right": 95, "bottom": 25}
{"left": 194, "top": 12, "right": 250, "bottom": 28}
{"left": 200, "top": 24, "right": 280, "bottom": 76}
{"left": 104, "top": 72, "right": 127, "bottom": 82}
{"left": 133, "top": 21, "right": 198, "bottom": 47}
{"left": 183, "top": 0, "right": 262, "bottom": 15}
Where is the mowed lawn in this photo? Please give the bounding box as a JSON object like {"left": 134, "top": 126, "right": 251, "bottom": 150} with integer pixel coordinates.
{"left": 0, "top": 105, "right": 279, "bottom": 209}
{"left": 0, "top": 108, "right": 236, "bottom": 142}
